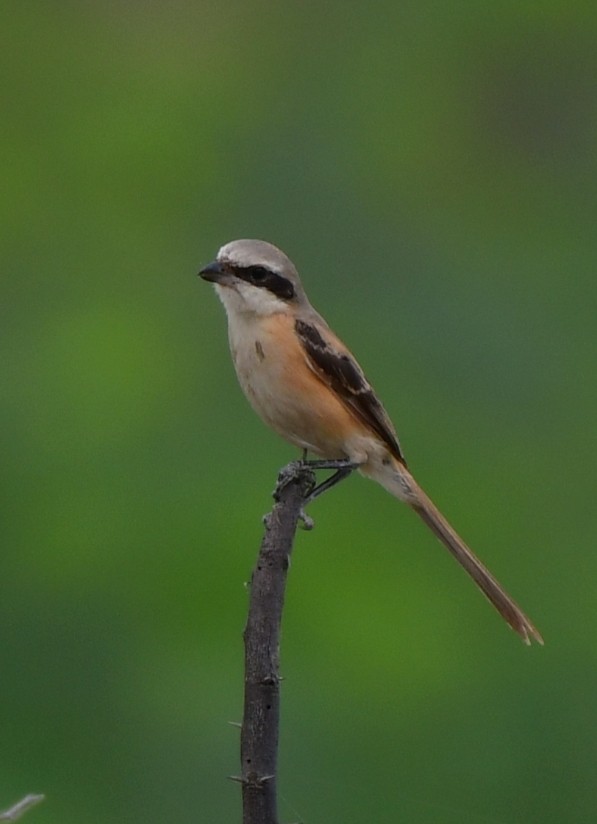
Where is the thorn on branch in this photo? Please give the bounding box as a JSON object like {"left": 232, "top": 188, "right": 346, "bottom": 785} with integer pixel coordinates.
{"left": 228, "top": 773, "right": 275, "bottom": 788}
{"left": 255, "top": 774, "right": 275, "bottom": 786}
{"left": 0, "top": 795, "right": 45, "bottom": 822}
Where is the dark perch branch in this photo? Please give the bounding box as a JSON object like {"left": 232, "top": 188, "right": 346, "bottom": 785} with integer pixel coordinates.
{"left": 239, "top": 461, "right": 315, "bottom": 824}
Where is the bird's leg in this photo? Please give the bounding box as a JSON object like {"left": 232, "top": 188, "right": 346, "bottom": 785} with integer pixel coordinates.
{"left": 296, "top": 456, "right": 359, "bottom": 529}
{"left": 303, "top": 464, "right": 355, "bottom": 504}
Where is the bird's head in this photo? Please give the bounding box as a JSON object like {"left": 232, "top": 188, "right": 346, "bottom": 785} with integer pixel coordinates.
{"left": 199, "top": 239, "right": 306, "bottom": 316}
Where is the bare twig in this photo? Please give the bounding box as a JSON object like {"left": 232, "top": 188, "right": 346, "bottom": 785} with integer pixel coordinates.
{"left": 240, "top": 461, "right": 315, "bottom": 824}
{"left": 0, "top": 795, "right": 45, "bottom": 821}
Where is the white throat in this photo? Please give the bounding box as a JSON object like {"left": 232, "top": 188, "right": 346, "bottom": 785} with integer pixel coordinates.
{"left": 214, "top": 281, "right": 289, "bottom": 318}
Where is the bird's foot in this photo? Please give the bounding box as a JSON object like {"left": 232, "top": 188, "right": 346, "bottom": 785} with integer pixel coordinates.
{"left": 273, "top": 460, "right": 316, "bottom": 500}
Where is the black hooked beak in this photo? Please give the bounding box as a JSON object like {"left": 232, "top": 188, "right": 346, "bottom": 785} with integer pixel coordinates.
{"left": 198, "top": 260, "right": 225, "bottom": 283}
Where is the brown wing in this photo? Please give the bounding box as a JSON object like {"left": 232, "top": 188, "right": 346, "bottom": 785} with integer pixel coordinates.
{"left": 295, "top": 319, "right": 406, "bottom": 465}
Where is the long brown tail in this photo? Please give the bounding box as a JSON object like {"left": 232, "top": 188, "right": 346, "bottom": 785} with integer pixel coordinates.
{"left": 367, "top": 461, "right": 543, "bottom": 644}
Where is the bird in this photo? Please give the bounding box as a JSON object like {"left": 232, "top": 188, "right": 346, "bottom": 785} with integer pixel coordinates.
{"left": 199, "top": 239, "right": 543, "bottom": 645}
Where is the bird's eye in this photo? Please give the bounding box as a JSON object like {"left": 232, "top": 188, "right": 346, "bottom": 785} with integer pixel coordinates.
{"left": 248, "top": 266, "right": 269, "bottom": 282}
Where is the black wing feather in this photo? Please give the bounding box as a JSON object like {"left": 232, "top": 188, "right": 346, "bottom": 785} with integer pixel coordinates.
{"left": 295, "top": 319, "right": 406, "bottom": 464}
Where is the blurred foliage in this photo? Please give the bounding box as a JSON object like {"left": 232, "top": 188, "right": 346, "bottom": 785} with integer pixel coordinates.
{"left": 2, "top": 2, "right": 596, "bottom": 822}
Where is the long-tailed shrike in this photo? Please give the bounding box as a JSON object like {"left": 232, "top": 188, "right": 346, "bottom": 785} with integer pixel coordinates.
{"left": 199, "top": 239, "right": 542, "bottom": 644}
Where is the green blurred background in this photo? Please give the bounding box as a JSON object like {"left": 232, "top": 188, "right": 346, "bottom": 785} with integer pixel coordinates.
{"left": 2, "top": 2, "right": 596, "bottom": 822}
